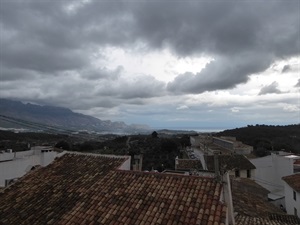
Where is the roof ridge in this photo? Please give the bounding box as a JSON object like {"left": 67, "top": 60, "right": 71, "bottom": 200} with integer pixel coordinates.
{"left": 268, "top": 213, "right": 300, "bottom": 224}
{"left": 58, "top": 151, "right": 130, "bottom": 159}
{"left": 115, "top": 169, "right": 217, "bottom": 180}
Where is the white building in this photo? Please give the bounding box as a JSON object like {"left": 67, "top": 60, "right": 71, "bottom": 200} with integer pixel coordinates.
{"left": 282, "top": 173, "right": 300, "bottom": 218}
{"left": 204, "top": 154, "right": 256, "bottom": 178}
{"left": 190, "top": 135, "right": 253, "bottom": 155}
{"left": 250, "top": 152, "right": 300, "bottom": 208}
{"left": 0, "top": 146, "right": 57, "bottom": 187}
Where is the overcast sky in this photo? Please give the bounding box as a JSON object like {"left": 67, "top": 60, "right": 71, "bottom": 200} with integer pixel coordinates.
{"left": 0, "top": 0, "right": 299, "bottom": 130}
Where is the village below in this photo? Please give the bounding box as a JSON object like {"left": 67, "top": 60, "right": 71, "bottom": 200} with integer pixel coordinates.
{"left": 1, "top": 121, "right": 300, "bottom": 225}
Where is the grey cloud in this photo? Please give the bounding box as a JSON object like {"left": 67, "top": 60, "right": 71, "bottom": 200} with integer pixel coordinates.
{"left": 134, "top": 1, "right": 298, "bottom": 94}
{"left": 3, "top": 1, "right": 298, "bottom": 58}
{"left": 0, "top": 0, "right": 299, "bottom": 109}
{"left": 131, "top": 1, "right": 299, "bottom": 56}
{"left": 1, "top": 45, "right": 88, "bottom": 73}
{"left": 96, "top": 75, "right": 166, "bottom": 99}
{"left": 167, "top": 53, "right": 272, "bottom": 94}
{"left": 1, "top": 1, "right": 88, "bottom": 74}
{"left": 258, "top": 81, "right": 282, "bottom": 95}
{"left": 120, "top": 76, "right": 166, "bottom": 99}
{"left": 281, "top": 64, "right": 299, "bottom": 74}
{"left": 295, "top": 79, "right": 300, "bottom": 87}
{"left": 282, "top": 65, "right": 291, "bottom": 73}
{"left": 0, "top": 65, "right": 38, "bottom": 81}
{"left": 81, "top": 66, "right": 123, "bottom": 80}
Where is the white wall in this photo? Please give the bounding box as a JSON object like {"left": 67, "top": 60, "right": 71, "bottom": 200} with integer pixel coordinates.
{"left": 251, "top": 155, "right": 278, "bottom": 191}
{"left": 284, "top": 183, "right": 300, "bottom": 218}
{"left": 0, "top": 152, "right": 14, "bottom": 162}
{"left": 118, "top": 156, "right": 131, "bottom": 170}
{"left": 274, "top": 155, "right": 294, "bottom": 186}
{"left": 251, "top": 154, "right": 296, "bottom": 192}
{"left": 15, "top": 150, "right": 34, "bottom": 158}
{"left": 0, "top": 151, "right": 57, "bottom": 187}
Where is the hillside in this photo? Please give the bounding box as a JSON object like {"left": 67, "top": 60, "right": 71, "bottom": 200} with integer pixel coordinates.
{"left": 0, "top": 99, "right": 149, "bottom": 133}
{"left": 217, "top": 124, "right": 300, "bottom": 155}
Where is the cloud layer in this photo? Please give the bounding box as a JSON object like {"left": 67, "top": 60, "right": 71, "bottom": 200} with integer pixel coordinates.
{"left": 0, "top": 0, "right": 299, "bottom": 128}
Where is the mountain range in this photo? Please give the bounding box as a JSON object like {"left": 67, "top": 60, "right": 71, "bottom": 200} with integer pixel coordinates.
{"left": 0, "top": 99, "right": 150, "bottom": 133}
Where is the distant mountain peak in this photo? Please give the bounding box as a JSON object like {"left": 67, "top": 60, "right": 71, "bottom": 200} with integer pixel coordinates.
{"left": 0, "top": 98, "right": 150, "bottom": 133}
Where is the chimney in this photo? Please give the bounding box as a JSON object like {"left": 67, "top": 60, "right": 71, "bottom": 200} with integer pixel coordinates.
{"left": 214, "top": 152, "right": 221, "bottom": 182}
{"left": 175, "top": 156, "right": 179, "bottom": 170}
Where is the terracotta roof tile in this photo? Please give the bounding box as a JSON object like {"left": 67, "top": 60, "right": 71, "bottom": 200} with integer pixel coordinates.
{"left": 282, "top": 173, "right": 300, "bottom": 192}
{"left": 231, "top": 177, "right": 287, "bottom": 217}
{"left": 0, "top": 153, "right": 227, "bottom": 225}
{"left": 232, "top": 177, "right": 300, "bottom": 225}
{"left": 235, "top": 214, "right": 300, "bottom": 225}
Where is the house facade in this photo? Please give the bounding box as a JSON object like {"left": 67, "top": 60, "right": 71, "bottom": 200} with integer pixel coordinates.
{"left": 190, "top": 135, "right": 253, "bottom": 155}
{"left": 204, "top": 154, "right": 256, "bottom": 179}
{"left": 250, "top": 152, "right": 300, "bottom": 209}
{"left": 282, "top": 173, "right": 300, "bottom": 218}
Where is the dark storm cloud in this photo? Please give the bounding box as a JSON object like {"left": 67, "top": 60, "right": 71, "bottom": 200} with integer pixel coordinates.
{"left": 0, "top": 0, "right": 299, "bottom": 103}
{"left": 161, "top": 1, "right": 299, "bottom": 94}
{"left": 258, "top": 82, "right": 282, "bottom": 95}
{"left": 132, "top": 1, "right": 299, "bottom": 56}
{"left": 0, "top": 65, "right": 38, "bottom": 81}
{"left": 1, "top": 42, "right": 88, "bottom": 73}
{"left": 167, "top": 53, "right": 272, "bottom": 94}
{"left": 0, "top": 1, "right": 90, "bottom": 73}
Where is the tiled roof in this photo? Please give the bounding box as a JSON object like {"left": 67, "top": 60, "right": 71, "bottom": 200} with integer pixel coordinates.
{"left": 231, "top": 178, "right": 284, "bottom": 217}
{"left": 205, "top": 154, "right": 256, "bottom": 172}
{"left": 235, "top": 214, "right": 300, "bottom": 225}
{"left": 231, "top": 178, "right": 270, "bottom": 199}
{"left": 269, "top": 214, "right": 300, "bottom": 224}
{"left": 232, "top": 177, "right": 300, "bottom": 225}
{"left": 0, "top": 153, "right": 227, "bottom": 225}
{"left": 282, "top": 173, "right": 300, "bottom": 192}
{"left": 176, "top": 159, "right": 203, "bottom": 170}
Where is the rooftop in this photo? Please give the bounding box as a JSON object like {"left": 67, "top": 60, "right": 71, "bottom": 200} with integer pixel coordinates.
{"left": 282, "top": 173, "right": 300, "bottom": 192}
{"left": 231, "top": 178, "right": 284, "bottom": 217}
{"left": 235, "top": 214, "right": 300, "bottom": 225}
{"left": 0, "top": 153, "right": 227, "bottom": 225}
{"left": 232, "top": 177, "right": 300, "bottom": 225}
{"left": 205, "top": 154, "right": 256, "bottom": 172}
{"left": 176, "top": 159, "right": 203, "bottom": 170}
{"left": 206, "top": 143, "right": 232, "bottom": 154}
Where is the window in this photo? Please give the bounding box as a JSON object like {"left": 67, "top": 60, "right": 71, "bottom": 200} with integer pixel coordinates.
{"left": 235, "top": 170, "right": 240, "bottom": 177}
{"left": 293, "top": 190, "right": 297, "bottom": 201}
{"left": 294, "top": 208, "right": 298, "bottom": 217}
{"left": 247, "top": 170, "right": 251, "bottom": 178}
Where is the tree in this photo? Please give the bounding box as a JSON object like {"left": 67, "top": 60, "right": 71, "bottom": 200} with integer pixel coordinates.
{"left": 55, "top": 140, "right": 70, "bottom": 150}
{"left": 161, "top": 139, "right": 178, "bottom": 153}
{"left": 151, "top": 131, "right": 158, "bottom": 138}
